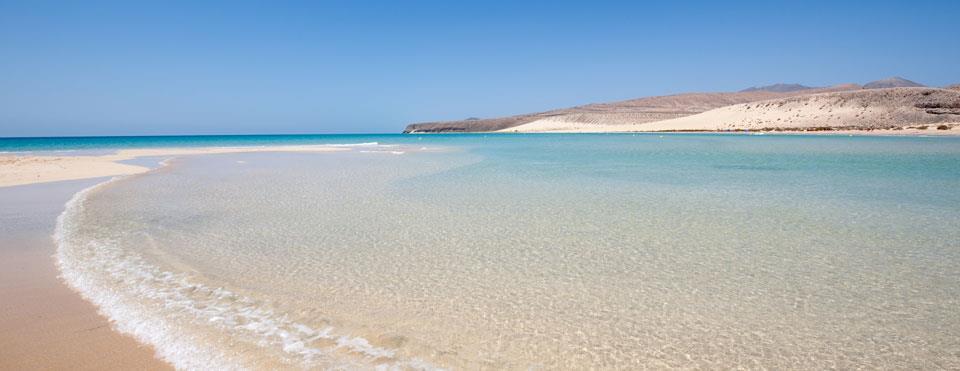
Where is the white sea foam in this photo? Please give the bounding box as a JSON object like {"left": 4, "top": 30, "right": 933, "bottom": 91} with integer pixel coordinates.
{"left": 55, "top": 175, "right": 439, "bottom": 370}
{"left": 359, "top": 150, "right": 406, "bottom": 155}
{"left": 327, "top": 142, "right": 380, "bottom": 147}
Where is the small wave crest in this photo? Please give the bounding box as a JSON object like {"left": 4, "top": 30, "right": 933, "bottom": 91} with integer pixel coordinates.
{"left": 359, "top": 150, "right": 406, "bottom": 155}
{"left": 55, "top": 177, "right": 438, "bottom": 370}
{"left": 327, "top": 142, "right": 381, "bottom": 147}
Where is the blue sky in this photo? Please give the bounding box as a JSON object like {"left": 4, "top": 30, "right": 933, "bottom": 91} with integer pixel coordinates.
{"left": 1, "top": 0, "right": 958, "bottom": 136}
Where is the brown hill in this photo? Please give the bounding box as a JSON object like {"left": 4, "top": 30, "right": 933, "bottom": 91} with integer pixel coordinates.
{"left": 863, "top": 77, "right": 924, "bottom": 89}
{"left": 403, "top": 84, "right": 860, "bottom": 133}
{"left": 504, "top": 87, "right": 959, "bottom": 133}
{"left": 739, "top": 83, "right": 815, "bottom": 93}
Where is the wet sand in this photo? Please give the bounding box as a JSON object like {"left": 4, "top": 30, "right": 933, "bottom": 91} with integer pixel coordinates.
{"left": 0, "top": 144, "right": 375, "bottom": 368}
{"left": 0, "top": 145, "right": 351, "bottom": 188}
{"left": 0, "top": 179, "right": 171, "bottom": 370}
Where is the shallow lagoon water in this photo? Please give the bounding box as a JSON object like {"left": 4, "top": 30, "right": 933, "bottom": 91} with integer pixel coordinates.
{"left": 55, "top": 134, "right": 960, "bottom": 369}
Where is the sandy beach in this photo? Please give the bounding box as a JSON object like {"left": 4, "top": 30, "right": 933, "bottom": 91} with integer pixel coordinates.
{"left": 2, "top": 136, "right": 959, "bottom": 368}
{"left": 497, "top": 88, "right": 960, "bottom": 134}
{"left": 409, "top": 86, "right": 960, "bottom": 135}
{"left": 0, "top": 145, "right": 353, "bottom": 188}
{"left": 498, "top": 117, "right": 960, "bottom": 135}
{"left": 0, "top": 179, "right": 172, "bottom": 370}
{"left": 4, "top": 0, "right": 958, "bottom": 367}
{"left": 0, "top": 144, "right": 366, "bottom": 369}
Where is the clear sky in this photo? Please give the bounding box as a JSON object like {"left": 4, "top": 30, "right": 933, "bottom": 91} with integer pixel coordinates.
{"left": 1, "top": 0, "right": 958, "bottom": 136}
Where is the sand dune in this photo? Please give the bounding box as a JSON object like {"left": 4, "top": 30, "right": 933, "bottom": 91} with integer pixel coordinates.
{"left": 403, "top": 85, "right": 860, "bottom": 133}
{"left": 406, "top": 77, "right": 960, "bottom": 135}
{"left": 503, "top": 87, "right": 960, "bottom": 133}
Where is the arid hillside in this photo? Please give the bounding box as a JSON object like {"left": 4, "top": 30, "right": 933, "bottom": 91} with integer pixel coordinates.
{"left": 863, "top": 76, "right": 924, "bottom": 89}
{"left": 403, "top": 85, "right": 860, "bottom": 133}
{"left": 404, "top": 78, "right": 960, "bottom": 134}
{"left": 503, "top": 87, "right": 960, "bottom": 133}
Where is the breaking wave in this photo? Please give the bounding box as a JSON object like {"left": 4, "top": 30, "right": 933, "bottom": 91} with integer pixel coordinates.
{"left": 54, "top": 176, "right": 437, "bottom": 370}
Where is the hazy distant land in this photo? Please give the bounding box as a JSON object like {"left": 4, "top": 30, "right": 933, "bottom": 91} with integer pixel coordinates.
{"left": 404, "top": 77, "right": 960, "bottom": 134}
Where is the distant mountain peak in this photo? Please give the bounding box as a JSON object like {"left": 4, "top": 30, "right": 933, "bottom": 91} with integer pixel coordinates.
{"left": 863, "top": 76, "right": 925, "bottom": 89}
{"left": 739, "top": 83, "right": 814, "bottom": 93}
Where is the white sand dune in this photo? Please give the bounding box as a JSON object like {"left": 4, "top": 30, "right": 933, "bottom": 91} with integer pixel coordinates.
{"left": 502, "top": 87, "right": 960, "bottom": 134}
{"left": 405, "top": 85, "right": 860, "bottom": 133}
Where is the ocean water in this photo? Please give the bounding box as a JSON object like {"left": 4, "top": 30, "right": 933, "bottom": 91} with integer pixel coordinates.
{"left": 49, "top": 134, "right": 960, "bottom": 369}
{"left": 1, "top": 134, "right": 498, "bottom": 154}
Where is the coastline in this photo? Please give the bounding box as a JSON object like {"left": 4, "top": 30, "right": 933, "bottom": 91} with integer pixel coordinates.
{"left": 0, "top": 143, "right": 383, "bottom": 368}
{"left": 9, "top": 132, "right": 956, "bottom": 188}
{"left": 0, "top": 144, "right": 354, "bottom": 188}
{"left": 1, "top": 137, "right": 958, "bottom": 368}
{"left": 407, "top": 128, "right": 960, "bottom": 136}
{"left": 0, "top": 179, "right": 172, "bottom": 370}
{"left": 408, "top": 86, "right": 960, "bottom": 134}
{"left": 494, "top": 122, "right": 960, "bottom": 135}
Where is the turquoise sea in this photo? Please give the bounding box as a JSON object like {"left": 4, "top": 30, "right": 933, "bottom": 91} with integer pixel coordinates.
{"left": 30, "top": 134, "right": 960, "bottom": 368}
